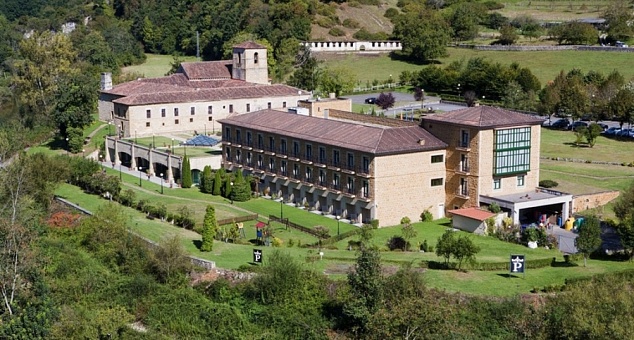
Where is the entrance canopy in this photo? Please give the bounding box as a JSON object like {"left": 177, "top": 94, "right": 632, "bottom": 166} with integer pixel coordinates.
{"left": 183, "top": 135, "right": 220, "bottom": 146}
{"left": 480, "top": 188, "right": 573, "bottom": 226}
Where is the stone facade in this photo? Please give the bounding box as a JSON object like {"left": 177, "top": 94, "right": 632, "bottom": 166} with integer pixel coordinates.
{"left": 297, "top": 97, "right": 352, "bottom": 118}
{"left": 572, "top": 191, "right": 620, "bottom": 213}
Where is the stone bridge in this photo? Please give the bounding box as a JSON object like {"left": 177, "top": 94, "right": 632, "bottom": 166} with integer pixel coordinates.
{"left": 105, "top": 137, "right": 183, "bottom": 184}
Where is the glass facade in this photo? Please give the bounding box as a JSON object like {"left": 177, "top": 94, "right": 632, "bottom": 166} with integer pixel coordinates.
{"left": 493, "top": 127, "right": 531, "bottom": 175}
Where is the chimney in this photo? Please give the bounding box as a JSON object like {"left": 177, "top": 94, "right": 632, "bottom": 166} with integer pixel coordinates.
{"left": 329, "top": 92, "right": 336, "bottom": 99}
{"left": 418, "top": 139, "right": 426, "bottom": 146}
{"left": 100, "top": 72, "right": 112, "bottom": 91}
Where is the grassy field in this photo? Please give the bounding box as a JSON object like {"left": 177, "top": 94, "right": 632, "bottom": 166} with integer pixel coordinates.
{"left": 319, "top": 48, "right": 634, "bottom": 86}
{"left": 122, "top": 54, "right": 198, "bottom": 78}
{"left": 541, "top": 129, "right": 634, "bottom": 163}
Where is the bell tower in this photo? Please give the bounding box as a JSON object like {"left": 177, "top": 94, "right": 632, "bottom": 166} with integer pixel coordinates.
{"left": 232, "top": 41, "right": 269, "bottom": 85}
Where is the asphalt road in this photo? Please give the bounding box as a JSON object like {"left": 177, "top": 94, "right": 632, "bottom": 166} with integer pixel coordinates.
{"left": 344, "top": 92, "right": 467, "bottom": 116}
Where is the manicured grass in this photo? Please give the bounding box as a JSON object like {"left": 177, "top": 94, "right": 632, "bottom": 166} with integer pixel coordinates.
{"left": 122, "top": 136, "right": 220, "bottom": 158}
{"left": 541, "top": 128, "right": 634, "bottom": 162}
{"left": 321, "top": 48, "right": 634, "bottom": 86}
{"left": 540, "top": 160, "right": 634, "bottom": 194}
{"left": 122, "top": 54, "right": 198, "bottom": 78}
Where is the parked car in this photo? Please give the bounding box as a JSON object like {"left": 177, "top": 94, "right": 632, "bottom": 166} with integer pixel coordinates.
{"left": 364, "top": 97, "right": 377, "bottom": 104}
{"left": 548, "top": 118, "right": 570, "bottom": 129}
{"left": 602, "top": 127, "right": 622, "bottom": 135}
{"left": 568, "top": 121, "right": 588, "bottom": 131}
{"left": 597, "top": 123, "right": 608, "bottom": 131}
{"left": 617, "top": 129, "right": 634, "bottom": 138}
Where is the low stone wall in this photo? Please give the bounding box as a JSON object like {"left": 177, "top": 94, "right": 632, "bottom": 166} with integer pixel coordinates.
{"left": 572, "top": 191, "right": 620, "bottom": 214}
{"left": 454, "top": 44, "right": 634, "bottom": 53}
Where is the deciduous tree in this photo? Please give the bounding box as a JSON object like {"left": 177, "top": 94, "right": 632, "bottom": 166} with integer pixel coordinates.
{"left": 393, "top": 6, "right": 451, "bottom": 62}
{"left": 375, "top": 92, "right": 395, "bottom": 110}
{"left": 575, "top": 215, "right": 602, "bottom": 266}
{"left": 344, "top": 247, "right": 383, "bottom": 336}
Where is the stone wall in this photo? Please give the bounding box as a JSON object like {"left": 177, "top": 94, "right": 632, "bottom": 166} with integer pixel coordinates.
{"left": 572, "top": 191, "right": 620, "bottom": 214}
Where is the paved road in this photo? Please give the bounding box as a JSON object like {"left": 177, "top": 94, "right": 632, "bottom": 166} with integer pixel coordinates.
{"left": 344, "top": 92, "right": 466, "bottom": 117}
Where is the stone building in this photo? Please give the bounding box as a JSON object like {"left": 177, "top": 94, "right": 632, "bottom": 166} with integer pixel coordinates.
{"left": 219, "top": 110, "right": 447, "bottom": 226}
{"left": 98, "top": 42, "right": 311, "bottom": 138}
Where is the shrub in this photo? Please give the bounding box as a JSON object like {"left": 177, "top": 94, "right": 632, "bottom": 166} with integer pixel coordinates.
{"left": 488, "top": 202, "right": 501, "bottom": 213}
{"left": 483, "top": 1, "right": 504, "bottom": 10}
{"left": 314, "top": 225, "right": 330, "bottom": 238}
{"left": 420, "top": 210, "right": 433, "bottom": 222}
{"left": 370, "top": 219, "right": 379, "bottom": 229}
{"left": 539, "top": 179, "right": 559, "bottom": 188}
{"left": 272, "top": 237, "right": 283, "bottom": 247}
{"left": 329, "top": 27, "right": 345, "bottom": 37}
{"left": 387, "top": 236, "right": 409, "bottom": 251}
{"left": 316, "top": 17, "right": 336, "bottom": 28}
{"left": 348, "top": 1, "right": 361, "bottom": 8}
{"left": 420, "top": 239, "right": 430, "bottom": 252}
{"left": 384, "top": 8, "right": 399, "bottom": 19}
{"left": 287, "top": 238, "right": 294, "bottom": 248}
{"left": 342, "top": 18, "right": 360, "bottom": 29}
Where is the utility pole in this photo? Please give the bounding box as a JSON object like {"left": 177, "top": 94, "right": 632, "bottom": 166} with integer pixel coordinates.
{"left": 196, "top": 31, "right": 200, "bottom": 61}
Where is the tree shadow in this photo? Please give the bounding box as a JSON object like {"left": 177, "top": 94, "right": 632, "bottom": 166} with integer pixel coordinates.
{"left": 45, "top": 137, "right": 67, "bottom": 151}
{"left": 388, "top": 51, "right": 442, "bottom": 66}
{"left": 551, "top": 260, "right": 579, "bottom": 267}
{"left": 192, "top": 239, "right": 202, "bottom": 250}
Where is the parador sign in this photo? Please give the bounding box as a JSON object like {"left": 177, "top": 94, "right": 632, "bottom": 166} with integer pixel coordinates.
{"left": 510, "top": 254, "right": 525, "bottom": 274}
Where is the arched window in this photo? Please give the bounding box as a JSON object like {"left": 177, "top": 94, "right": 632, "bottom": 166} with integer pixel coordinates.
{"left": 254, "top": 52, "right": 259, "bottom": 64}
{"left": 238, "top": 53, "right": 241, "bottom": 65}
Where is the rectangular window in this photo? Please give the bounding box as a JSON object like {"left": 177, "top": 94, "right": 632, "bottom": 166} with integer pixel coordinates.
{"left": 281, "top": 160, "right": 287, "bottom": 176}
{"left": 517, "top": 175, "right": 525, "bottom": 187}
{"left": 283, "top": 101, "right": 287, "bottom": 108}
{"left": 347, "top": 152, "right": 354, "bottom": 170}
{"left": 267, "top": 102, "right": 272, "bottom": 109}
{"left": 146, "top": 109, "right": 151, "bottom": 118}
{"left": 229, "top": 104, "right": 233, "bottom": 113}
{"left": 333, "top": 174, "right": 340, "bottom": 190}
{"left": 224, "top": 127, "right": 231, "bottom": 140}
{"left": 175, "top": 119, "right": 179, "bottom": 124}
{"left": 161, "top": 108, "right": 166, "bottom": 117}
{"left": 493, "top": 178, "right": 501, "bottom": 190}
{"left": 347, "top": 176, "right": 354, "bottom": 193}
{"left": 174, "top": 108, "right": 179, "bottom": 116}
{"left": 494, "top": 127, "right": 531, "bottom": 175}
{"left": 281, "top": 139, "right": 287, "bottom": 154}
{"left": 306, "top": 144, "right": 312, "bottom": 160}
{"left": 189, "top": 118, "right": 193, "bottom": 123}
{"left": 190, "top": 107, "right": 195, "bottom": 115}
{"left": 431, "top": 155, "right": 444, "bottom": 163}
{"left": 246, "top": 103, "right": 250, "bottom": 112}
{"left": 257, "top": 154, "right": 263, "bottom": 169}
{"left": 146, "top": 122, "right": 150, "bottom": 127}
{"left": 225, "top": 147, "right": 231, "bottom": 160}
{"left": 306, "top": 167, "right": 312, "bottom": 182}
{"left": 459, "top": 178, "right": 467, "bottom": 196}
{"left": 208, "top": 116, "right": 212, "bottom": 121}
{"left": 269, "top": 158, "right": 275, "bottom": 172}
{"left": 460, "top": 130, "right": 469, "bottom": 147}
{"left": 236, "top": 130, "right": 242, "bottom": 144}
{"left": 431, "top": 178, "right": 443, "bottom": 186}
{"left": 247, "top": 152, "right": 252, "bottom": 166}
{"left": 269, "top": 136, "right": 275, "bottom": 151}
{"left": 208, "top": 106, "right": 213, "bottom": 115}
{"left": 362, "top": 180, "right": 369, "bottom": 198}
{"left": 236, "top": 149, "right": 241, "bottom": 162}
{"left": 293, "top": 164, "right": 299, "bottom": 179}
{"left": 333, "top": 150, "right": 340, "bottom": 166}
{"left": 257, "top": 134, "right": 263, "bottom": 149}
{"left": 247, "top": 131, "right": 252, "bottom": 146}
{"left": 319, "top": 169, "right": 326, "bottom": 186}
{"left": 362, "top": 156, "right": 370, "bottom": 173}
{"left": 293, "top": 141, "right": 300, "bottom": 157}
{"left": 319, "top": 147, "right": 326, "bottom": 164}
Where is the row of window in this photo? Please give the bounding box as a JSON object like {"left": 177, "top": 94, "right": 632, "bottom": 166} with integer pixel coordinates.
{"left": 493, "top": 175, "right": 525, "bottom": 190}
{"left": 145, "top": 116, "right": 213, "bottom": 127}
{"left": 144, "top": 101, "right": 287, "bottom": 119}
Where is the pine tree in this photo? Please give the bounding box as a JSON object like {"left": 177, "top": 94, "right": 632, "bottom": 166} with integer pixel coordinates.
{"left": 201, "top": 205, "right": 217, "bottom": 251}
{"left": 212, "top": 169, "right": 222, "bottom": 196}
{"left": 181, "top": 155, "right": 192, "bottom": 188}
{"left": 200, "top": 165, "right": 213, "bottom": 193}
{"left": 230, "top": 170, "right": 251, "bottom": 202}
{"left": 223, "top": 176, "right": 233, "bottom": 199}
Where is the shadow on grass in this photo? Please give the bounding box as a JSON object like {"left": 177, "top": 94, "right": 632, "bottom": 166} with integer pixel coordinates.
{"left": 439, "top": 221, "right": 452, "bottom": 227}
{"left": 45, "top": 137, "right": 67, "bottom": 151}
{"left": 551, "top": 260, "right": 579, "bottom": 267}
{"left": 192, "top": 239, "right": 202, "bottom": 250}
{"left": 497, "top": 273, "right": 522, "bottom": 279}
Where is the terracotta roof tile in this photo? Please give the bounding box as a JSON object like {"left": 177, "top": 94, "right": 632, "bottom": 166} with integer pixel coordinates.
{"left": 233, "top": 41, "right": 266, "bottom": 49}
{"left": 219, "top": 110, "right": 447, "bottom": 155}
{"left": 179, "top": 60, "right": 232, "bottom": 80}
{"left": 112, "top": 85, "right": 310, "bottom": 106}
{"left": 448, "top": 207, "right": 496, "bottom": 221}
{"left": 421, "top": 106, "right": 544, "bottom": 129}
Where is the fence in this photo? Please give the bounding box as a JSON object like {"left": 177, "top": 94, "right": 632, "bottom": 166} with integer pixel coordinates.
{"left": 352, "top": 82, "right": 401, "bottom": 93}
{"left": 269, "top": 214, "right": 329, "bottom": 239}
{"left": 217, "top": 214, "right": 259, "bottom": 226}
{"left": 54, "top": 196, "right": 216, "bottom": 269}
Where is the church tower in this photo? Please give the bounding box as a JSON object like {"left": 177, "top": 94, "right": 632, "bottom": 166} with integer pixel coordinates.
{"left": 232, "top": 41, "right": 269, "bottom": 85}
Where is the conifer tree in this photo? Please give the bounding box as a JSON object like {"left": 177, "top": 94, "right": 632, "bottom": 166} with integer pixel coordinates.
{"left": 181, "top": 155, "right": 192, "bottom": 188}
{"left": 201, "top": 205, "right": 217, "bottom": 251}
{"left": 223, "top": 176, "right": 233, "bottom": 199}
{"left": 212, "top": 169, "right": 222, "bottom": 196}
{"left": 230, "top": 170, "right": 251, "bottom": 202}
{"left": 200, "top": 165, "right": 213, "bottom": 193}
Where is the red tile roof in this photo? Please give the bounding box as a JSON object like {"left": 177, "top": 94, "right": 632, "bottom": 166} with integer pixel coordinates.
{"left": 179, "top": 60, "right": 232, "bottom": 80}
{"left": 233, "top": 41, "right": 266, "bottom": 49}
{"left": 448, "top": 207, "right": 496, "bottom": 221}
{"left": 219, "top": 110, "right": 447, "bottom": 155}
{"left": 112, "top": 84, "right": 310, "bottom": 106}
{"left": 421, "top": 106, "right": 544, "bottom": 129}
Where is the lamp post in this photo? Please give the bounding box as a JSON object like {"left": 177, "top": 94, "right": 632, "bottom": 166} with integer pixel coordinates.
{"left": 280, "top": 197, "right": 284, "bottom": 219}
{"left": 99, "top": 154, "right": 103, "bottom": 170}
{"left": 119, "top": 163, "right": 122, "bottom": 180}
{"left": 108, "top": 121, "right": 112, "bottom": 136}
{"left": 152, "top": 134, "right": 155, "bottom": 149}
{"left": 135, "top": 130, "right": 138, "bottom": 144}
{"left": 160, "top": 173, "right": 164, "bottom": 194}
{"left": 82, "top": 149, "right": 85, "bottom": 157}
{"left": 204, "top": 123, "right": 207, "bottom": 136}
{"left": 138, "top": 166, "right": 143, "bottom": 187}
{"left": 65, "top": 137, "right": 69, "bottom": 155}
{"left": 336, "top": 215, "right": 341, "bottom": 236}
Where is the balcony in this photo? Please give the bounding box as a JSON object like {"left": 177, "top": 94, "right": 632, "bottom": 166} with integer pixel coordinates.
{"left": 253, "top": 144, "right": 264, "bottom": 153}
{"left": 456, "top": 140, "right": 470, "bottom": 151}
{"left": 288, "top": 152, "right": 301, "bottom": 161}
{"left": 456, "top": 164, "right": 470, "bottom": 174}
{"left": 341, "top": 163, "right": 356, "bottom": 175}
{"left": 315, "top": 157, "right": 327, "bottom": 167}
{"left": 277, "top": 148, "right": 288, "bottom": 158}
{"left": 264, "top": 146, "right": 276, "bottom": 156}
{"left": 315, "top": 180, "right": 327, "bottom": 189}
{"left": 343, "top": 188, "right": 356, "bottom": 198}
{"left": 301, "top": 153, "right": 314, "bottom": 164}
{"left": 456, "top": 187, "right": 469, "bottom": 199}
{"left": 327, "top": 161, "right": 341, "bottom": 171}
{"left": 241, "top": 141, "right": 253, "bottom": 150}
{"left": 254, "top": 165, "right": 265, "bottom": 173}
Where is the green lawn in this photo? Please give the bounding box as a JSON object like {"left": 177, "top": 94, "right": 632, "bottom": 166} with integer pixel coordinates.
{"left": 541, "top": 128, "right": 634, "bottom": 162}
{"left": 122, "top": 54, "right": 198, "bottom": 78}
{"left": 321, "top": 48, "right": 634, "bottom": 86}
